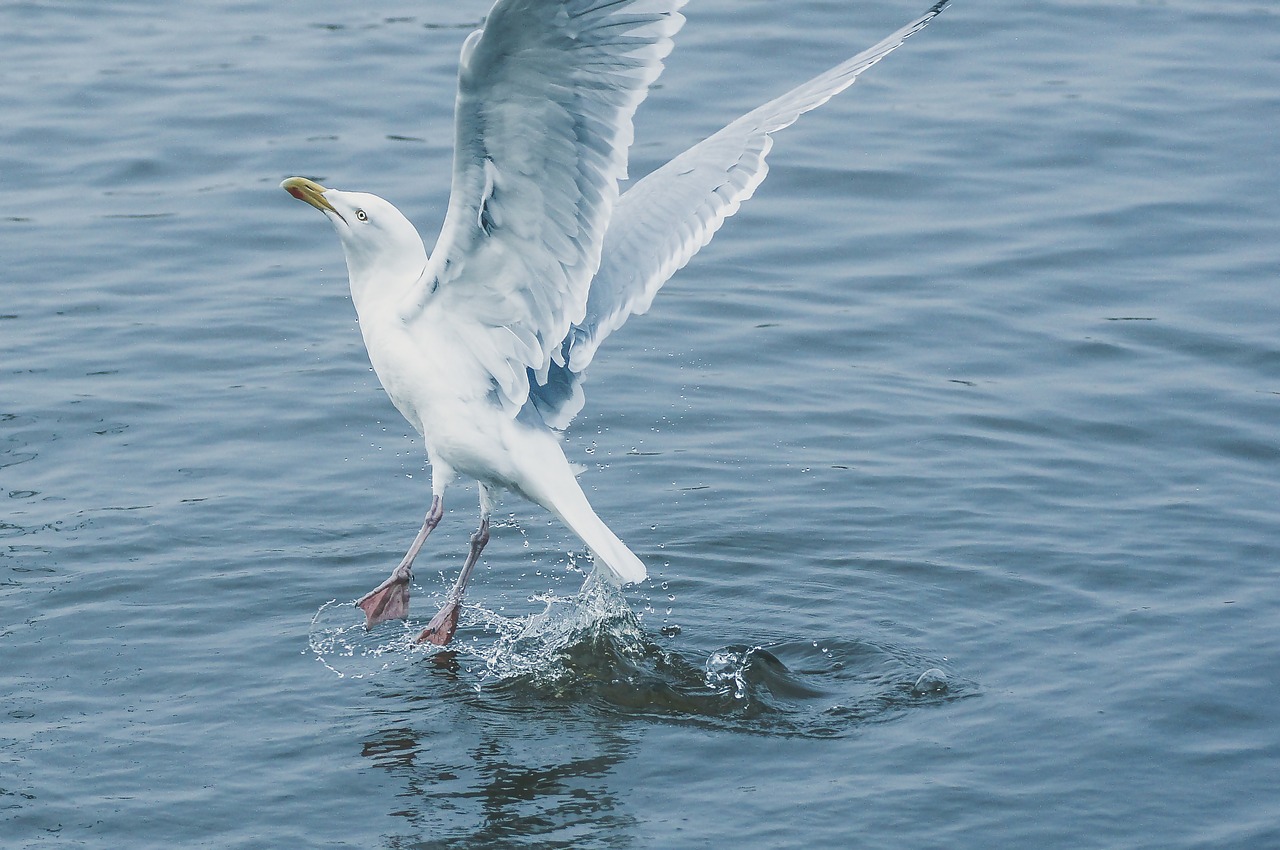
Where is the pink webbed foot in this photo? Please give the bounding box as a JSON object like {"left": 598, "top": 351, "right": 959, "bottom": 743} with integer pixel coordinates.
{"left": 414, "top": 599, "right": 462, "bottom": 647}
{"left": 356, "top": 564, "right": 413, "bottom": 629}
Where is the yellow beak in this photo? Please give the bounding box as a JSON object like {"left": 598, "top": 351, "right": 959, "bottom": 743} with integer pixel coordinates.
{"left": 281, "top": 176, "right": 339, "bottom": 215}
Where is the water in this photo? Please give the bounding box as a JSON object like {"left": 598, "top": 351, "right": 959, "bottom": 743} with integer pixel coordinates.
{"left": 3, "top": 0, "right": 1278, "bottom": 847}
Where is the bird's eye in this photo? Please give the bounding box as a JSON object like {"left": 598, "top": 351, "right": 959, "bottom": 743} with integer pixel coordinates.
{"left": 355, "top": 209, "right": 368, "bottom": 222}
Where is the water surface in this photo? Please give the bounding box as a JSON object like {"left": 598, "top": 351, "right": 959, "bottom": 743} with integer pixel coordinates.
{"left": 3, "top": 1, "right": 1279, "bottom": 847}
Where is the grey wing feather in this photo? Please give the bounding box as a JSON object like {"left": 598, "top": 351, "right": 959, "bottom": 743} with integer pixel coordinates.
{"left": 562, "top": 0, "right": 951, "bottom": 377}
{"left": 406, "top": 0, "right": 688, "bottom": 416}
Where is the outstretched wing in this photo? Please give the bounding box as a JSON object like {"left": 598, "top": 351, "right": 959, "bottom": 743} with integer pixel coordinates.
{"left": 401, "top": 0, "right": 687, "bottom": 415}
{"left": 562, "top": 0, "right": 951, "bottom": 376}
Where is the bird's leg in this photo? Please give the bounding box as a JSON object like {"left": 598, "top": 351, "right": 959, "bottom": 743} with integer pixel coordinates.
{"left": 415, "top": 517, "right": 489, "bottom": 646}
{"left": 357, "top": 495, "right": 443, "bottom": 629}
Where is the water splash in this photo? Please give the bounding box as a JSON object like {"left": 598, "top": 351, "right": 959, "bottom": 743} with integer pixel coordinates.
{"left": 308, "top": 575, "right": 973, "bottom": 735}
{"left": 305, "top": 572, "right": 629, "bottom": 681}
{"left": 307, "top": 599, "right": 426, "bottom": 679}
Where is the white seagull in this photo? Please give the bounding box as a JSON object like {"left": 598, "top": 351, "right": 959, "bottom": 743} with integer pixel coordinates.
{"left": 282, "top": 0, "right": 948, "bottom": 646}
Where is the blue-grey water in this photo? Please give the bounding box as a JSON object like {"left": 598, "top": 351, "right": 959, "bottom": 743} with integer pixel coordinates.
{"left": 3, "top": 1, "right": 1278, "bottom": 847}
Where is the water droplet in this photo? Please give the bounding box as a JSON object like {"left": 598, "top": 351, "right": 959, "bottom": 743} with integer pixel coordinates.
{"left": 911, "top": 668, "right": 949, "bottom": 696}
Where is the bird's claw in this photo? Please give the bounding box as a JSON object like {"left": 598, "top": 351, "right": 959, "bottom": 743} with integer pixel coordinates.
{"left": 356, "top": 563, "right": 414, "bottom": 629}
{"left": 415, "top": 599, "right": 462, "bottom": 646}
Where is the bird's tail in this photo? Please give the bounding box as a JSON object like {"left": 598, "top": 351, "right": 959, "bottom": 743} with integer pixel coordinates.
{"left": 515, "top": 430, "right": 647, "bottom": 585}
{"left": 552, "top": 490, "right": 647, "bottom": 585}
{"left": 570, "top": 508, "right": 648, "bottom": 585}
{"left": 532, "top": 476, "right": 646, "bottom": 584}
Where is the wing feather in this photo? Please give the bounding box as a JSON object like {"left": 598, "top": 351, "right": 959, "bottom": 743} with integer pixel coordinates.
{"left": 403, "top": 0, "right": 688, "bottom": 415}
{"left": 565, "top": 0, "right": 951, "bottom": 373}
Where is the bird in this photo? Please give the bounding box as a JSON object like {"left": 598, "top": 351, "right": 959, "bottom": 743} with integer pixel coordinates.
{"left": 281, "top": 0, "right": 948, "bottom": 646}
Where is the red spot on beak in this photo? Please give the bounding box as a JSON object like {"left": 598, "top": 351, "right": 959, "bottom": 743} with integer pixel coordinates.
{"left": 286, "top": 186, "right": 306, "bottom": 201}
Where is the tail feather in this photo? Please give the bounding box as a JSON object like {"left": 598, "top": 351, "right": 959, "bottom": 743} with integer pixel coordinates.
{"left": 514, "top": 429, "right": 648, "bottom": 585}
{"left": 552, "top": 493, "right": 647, "bottom": 584}
{"left": 569, "top": 510, "right": 647, "bottom": 585}
{"left": 538, "top": 481, "right": 647, "bottom": 584}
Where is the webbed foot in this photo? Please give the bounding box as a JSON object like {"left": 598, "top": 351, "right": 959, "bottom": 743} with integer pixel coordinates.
{"left": 356, "top": 563, "right": 413, "bottom": 629}
{"left": 414, "top": 599, "right": 462, "bottom": 646}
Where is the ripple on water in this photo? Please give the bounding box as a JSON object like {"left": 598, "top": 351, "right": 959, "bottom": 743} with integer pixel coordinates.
{"left": 308, "top": 576, "right": 973, "bottom": 738}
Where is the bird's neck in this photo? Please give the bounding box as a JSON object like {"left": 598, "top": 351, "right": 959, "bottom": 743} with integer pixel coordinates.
{"left": 345, "top": 248, "right": 428, "bottom": 318}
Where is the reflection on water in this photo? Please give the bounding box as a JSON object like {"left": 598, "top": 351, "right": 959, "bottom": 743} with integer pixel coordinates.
{"left": 312, "top": 574, "right": 971, "bottom": 738}
{"left": 362, "top": 703, "right": 638, "bottom": 849}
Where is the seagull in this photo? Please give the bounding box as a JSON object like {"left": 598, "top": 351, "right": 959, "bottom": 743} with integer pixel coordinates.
{"left": 282, "top": 0, "right": 948, "bottom": 646}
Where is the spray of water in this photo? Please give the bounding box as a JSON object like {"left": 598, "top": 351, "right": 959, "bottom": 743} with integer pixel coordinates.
{"left": 306, "top": 571, "right": 642, "bottom": 682}
{"left": 307, "top": 572, "right": 971, "bottom": 736}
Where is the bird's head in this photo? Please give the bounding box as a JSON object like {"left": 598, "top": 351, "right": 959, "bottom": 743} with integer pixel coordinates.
{"left": 281, "top": 177, "right": 427, "bottom": 297}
